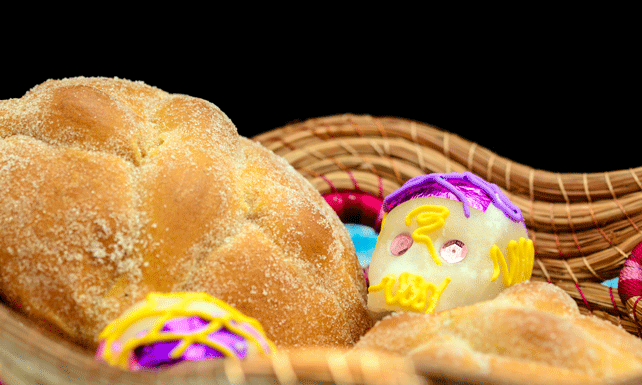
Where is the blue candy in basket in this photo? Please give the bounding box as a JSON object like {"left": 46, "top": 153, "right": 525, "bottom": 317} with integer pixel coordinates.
{"left": 346, "top": 223, "right": 378, "bottom": 268}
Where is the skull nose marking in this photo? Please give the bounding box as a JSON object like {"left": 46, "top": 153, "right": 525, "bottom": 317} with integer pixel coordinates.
{"left": 404, "top": 205, "right": 449, "bottom": 266}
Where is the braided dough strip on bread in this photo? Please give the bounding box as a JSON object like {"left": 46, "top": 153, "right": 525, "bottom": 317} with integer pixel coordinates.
{"left": 0, "top": 77, "right": 373, "bottom": 349}
{"left": 353, "top": 281, "right": 642, "bottom": 384}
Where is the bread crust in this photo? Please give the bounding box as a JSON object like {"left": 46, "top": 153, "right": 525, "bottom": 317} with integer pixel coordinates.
{"left": 353, "top": 281, "right": 642, "bottom": 384}
{"left": 0, "top": 77, "right": 373, "bottom": 349}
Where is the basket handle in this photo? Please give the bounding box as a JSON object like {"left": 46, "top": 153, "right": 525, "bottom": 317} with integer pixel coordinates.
{"left": 619, "top": 242, "right": 642, "bottom": 329}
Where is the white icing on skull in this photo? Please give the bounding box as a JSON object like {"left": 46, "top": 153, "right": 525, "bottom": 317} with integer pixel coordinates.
{"left": 367, "top": 172, "right": 534, "bottom": 316}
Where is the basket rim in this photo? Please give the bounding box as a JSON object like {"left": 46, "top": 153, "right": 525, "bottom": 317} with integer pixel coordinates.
{"left": 4, "top": 299, "right": 642, "bottom": 385}
{"left": 254, "top": 113, "right": 642, "bottom": 202}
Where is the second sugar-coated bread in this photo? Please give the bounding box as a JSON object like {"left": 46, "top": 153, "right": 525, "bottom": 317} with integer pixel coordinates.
{"left": 0, "top": 77, "right": 373, "bottom": 349}
{"left": 354, "top": 281, "right": 642, "bottom": 384}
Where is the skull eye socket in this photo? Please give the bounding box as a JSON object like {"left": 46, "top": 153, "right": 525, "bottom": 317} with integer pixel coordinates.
{"left": 390, "top": 233, "right": 413, "bottom": 256}
{"left": 440, "top": 240, "right": 467, "bottom": 263}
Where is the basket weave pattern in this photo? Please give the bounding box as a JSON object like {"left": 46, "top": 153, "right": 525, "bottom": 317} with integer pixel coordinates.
{"left": 253, "top": 114, "right": 642, "bottom": 336}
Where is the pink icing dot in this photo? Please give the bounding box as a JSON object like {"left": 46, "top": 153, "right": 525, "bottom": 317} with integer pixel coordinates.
{"left": 440, "top": 240, "right": 467, "bottom": 263}
{"left": 390, "top": 233, "right": 413, "bottom": 256}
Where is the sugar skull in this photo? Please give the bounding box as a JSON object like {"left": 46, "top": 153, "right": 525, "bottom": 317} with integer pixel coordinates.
{"left": 367, "top": 172, "right": 534, "bottom": 315}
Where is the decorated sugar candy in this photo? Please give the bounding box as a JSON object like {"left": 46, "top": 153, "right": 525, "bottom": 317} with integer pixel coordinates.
{"left": 368, "top": 172, "right": 534, "bottom": 315}
{"left": 96, "top": 292, "right": 275, "bottom": 370}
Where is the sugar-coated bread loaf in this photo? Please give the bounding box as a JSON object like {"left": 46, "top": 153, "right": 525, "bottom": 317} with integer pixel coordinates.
{"left": 354, "top": 281, "right": 642, "bottom": 384}
{"left": 0, "top": 77, "right": 373, "bottom": 349}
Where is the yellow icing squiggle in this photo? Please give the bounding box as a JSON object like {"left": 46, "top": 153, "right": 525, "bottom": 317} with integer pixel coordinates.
{"left": 98, "top": 292, "right": 275, "bottom": 369}
{"left": 368, "top": 272, "right": 451, "bottom": 313}
{"left": 490, "top": 237, "right": 534, "bottom": 287}
{"left": 404, "top": 205, "right": 449, "bottom": 266}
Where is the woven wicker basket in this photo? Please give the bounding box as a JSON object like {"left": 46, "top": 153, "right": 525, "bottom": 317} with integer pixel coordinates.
{"left": 253, "top": 114, "right": 642, "bottom": 335}
{"left": 2, "top": 113, "right": 642, "bottom": 384}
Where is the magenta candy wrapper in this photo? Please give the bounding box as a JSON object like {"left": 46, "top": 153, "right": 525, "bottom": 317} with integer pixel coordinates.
{"left": 382, "top": 172, "right": 524, "bottom": 223}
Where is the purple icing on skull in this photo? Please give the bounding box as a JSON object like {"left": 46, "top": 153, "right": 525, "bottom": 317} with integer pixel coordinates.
{"left": 382, "top": 172, "right": 524, "bottom": 223}
{"left": 132, "top": 316, "right": 249, "bottom": 369}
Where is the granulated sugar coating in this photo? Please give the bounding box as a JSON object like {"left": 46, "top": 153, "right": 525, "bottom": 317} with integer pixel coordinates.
{"left": 353, "top": 281, "right": 642, "bottom": 384}
{"left": 0, "top": 77, "right": 373, "bottom": 350}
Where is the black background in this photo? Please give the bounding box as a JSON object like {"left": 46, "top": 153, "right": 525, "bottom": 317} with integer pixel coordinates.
{"left": 2, "top": 19, "right": 637, "bottom": 174}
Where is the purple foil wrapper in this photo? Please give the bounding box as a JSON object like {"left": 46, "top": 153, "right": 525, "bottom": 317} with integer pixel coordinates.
{"left": 133, "top": 316, "right": 248, "bottom": 369}
{"left": 382, "top": 171, "right": 524, "bottom": 223}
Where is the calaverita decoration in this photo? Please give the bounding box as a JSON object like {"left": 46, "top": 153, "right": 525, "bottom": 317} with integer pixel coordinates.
{"left": 367, "top": 172, "right": 534, "bottom": 316}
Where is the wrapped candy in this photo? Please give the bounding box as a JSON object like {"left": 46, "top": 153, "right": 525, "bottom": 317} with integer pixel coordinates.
{"left": 368, "top": 172, "right": 534, "bottom": 315}
{"left": 96, "top": 292, "right": 275, "bottom": 370}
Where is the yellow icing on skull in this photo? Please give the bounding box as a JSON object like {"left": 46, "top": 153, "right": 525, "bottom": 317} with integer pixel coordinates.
{"left": 368, "top": 272, "right": 451, "bottom": 313}
{"left": 490, "top": 237, "right": 535, "bottom": 287}
{"left": 404, "top": 205, "right": 450, "bottom": 266}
